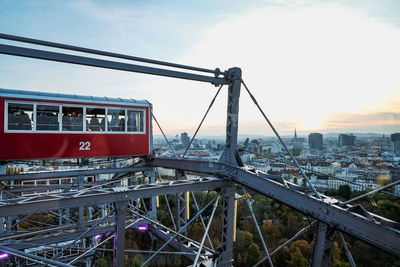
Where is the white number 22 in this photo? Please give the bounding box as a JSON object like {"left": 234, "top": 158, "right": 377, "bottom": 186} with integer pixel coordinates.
{"left": 79, "top": 141, "right": 91, "bottom": 151}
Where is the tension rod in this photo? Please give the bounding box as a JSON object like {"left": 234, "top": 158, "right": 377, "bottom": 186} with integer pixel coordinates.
{"left": 0, "top": 33, "right": 222, "bottom": 75}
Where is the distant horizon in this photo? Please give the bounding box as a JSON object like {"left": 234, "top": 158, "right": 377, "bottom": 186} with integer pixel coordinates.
{"left": 154, "top": 132, "right": 400, "bottom": 139}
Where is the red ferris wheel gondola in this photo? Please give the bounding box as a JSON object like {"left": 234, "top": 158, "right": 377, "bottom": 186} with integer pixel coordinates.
{"left": 0, "top": 88, "right": 152, "bottom": 161}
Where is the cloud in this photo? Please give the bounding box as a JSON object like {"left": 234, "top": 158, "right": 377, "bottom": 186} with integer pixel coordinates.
{"left": 71, "top": 0, "right": 400, "bottom": 136}
{"left": 170, "top": 1, "right": 400, "bottom": 134}
{"left": 321, "top": 111, "right": 400, "bottom": 132}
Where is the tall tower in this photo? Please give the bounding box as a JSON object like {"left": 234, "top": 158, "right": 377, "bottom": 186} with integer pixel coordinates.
{"left": 293, "top": 129, "right": 298, "bottom": 149}
{"left": 309, "top": 133, "right": 323, "bottom": 150}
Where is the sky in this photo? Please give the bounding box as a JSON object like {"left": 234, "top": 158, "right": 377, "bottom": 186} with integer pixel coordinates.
{"left": 0, "top": 0, "right": 399, "bottom": 137}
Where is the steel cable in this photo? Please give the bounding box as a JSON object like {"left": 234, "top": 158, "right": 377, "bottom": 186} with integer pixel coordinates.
{"left": 152, "top": 113, "right": 179, "bottom": 158}
{"left": 182, "top": 84, "right": 224, "bottom": 158}
{"left": 241, "top": 79, "right": 321, "bottom": 199}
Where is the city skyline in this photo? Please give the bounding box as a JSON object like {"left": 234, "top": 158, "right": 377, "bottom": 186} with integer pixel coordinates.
{"left": 1, "top": 0, "right": 400, "bottom": 136}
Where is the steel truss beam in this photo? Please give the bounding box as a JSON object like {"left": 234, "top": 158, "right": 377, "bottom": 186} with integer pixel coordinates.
{"left": 148, "top": 158, "right": 400, "bottom": 257}
{"left": 219, "top": 67, "right": 243, "bottom": 167}
{"left": 2, "top": 220, "right": 143, "bottom": 251}
{"left": 68, "top": 218, "right": 144, "bottom": 265}
{"left": 114, "top": 201, "right": 128, "bottom": 266}
{"left": 0, "top": 177, "right": 227, "bottom": 216}
{"left": 0, "top": 165, "right": 152, "bottom": 181}
{"left": 130, "top": 208, "right": 215, "bottom": 255}
{"left": 175, "top": 171, "right": 189, "bottom": 236}
{"left": 219, "top": 186, "right": 236, "bottom": 267}
{"left": 0, "top": 245, "right": 73, "bottom": 267}
{"left": 148, "top": 225, "right": 213, "bottom": 265}
{"left": 310, "top": 222, "right": 336, "bottom": 267}
{"left": 140, "top": 196, "right": 219, "bottom": 267}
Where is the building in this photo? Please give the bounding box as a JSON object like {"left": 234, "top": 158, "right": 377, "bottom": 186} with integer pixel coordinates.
{"left": 308, "top": 133, "right": 323, "bottom": 150}
{"left": 293, "top": 129, "right": 304, "bottom": 150}
{"left": 310, "top": 174, "right": 329, "bottom": 190}
{"left": 391, "top": 133, "right": 400, "bottom": 154}
{"left": 328, "top": 163, "right": 358, "bottom": 190}
{"left": 351, "top": 178, "right": 378, "bottom": 192}
{"left": 249, "top": 139, "right": 262, "bottom": 155}
{"left": 311, "top": 162, "right": 340, "bottom": 176}
{"left": 181, "top": 132, "right": 190, "bottom": 147}
{"left": 266, "top": 163, "right": 287, "bottom": 173}
{"left": 374, "top": 134, "right": 391, "bottom": 151}
{"left": 339, "top": 134, "right": 356, "bottom": 146}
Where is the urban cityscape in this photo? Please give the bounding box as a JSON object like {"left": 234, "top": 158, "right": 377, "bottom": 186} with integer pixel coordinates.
{"left": 154, "top": 131, "right": 400, "bottom": 195}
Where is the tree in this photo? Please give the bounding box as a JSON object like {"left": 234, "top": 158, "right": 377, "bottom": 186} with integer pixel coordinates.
{"left": 289, "top": 240, "right": 312, "bottom": 259}
{"left": 157, "top": 209, "right": 173, "bottom": 228}
{"left": 246, "top": 242, "right": 261, "bottom": 266}
{"left": 234, "top": 230, "right": 253, "bottom": 265}
{"left": 275, "top": 245, "right": 290, "bottom": 266}
{"left": 292, "top": 148, "right": 301, "bottom": 157}
{"left": 377, "top": 199, "right": 400, "bottom": 221}
{"left": 287, "top": 248, "right": 308, "bottom": 267}
{"left": 97, "top": 256, "right": 109, "bottom": 267}
{"left": 338, "top": 184, "right": 351, "bottom": 199}
{"left": 261, "top": 220, "right": 282, "bottom": 248}
{"left": 252, "top": 196, "right": 272, "bottom": 222}
{"left": 127, "top": 255, "right": 144, "bottom": 267}
{"left": 189, "top": 222, "right": 204, "bottom": 241}
{"left": 332, "top": 259, "right": 350, "bottom": 267}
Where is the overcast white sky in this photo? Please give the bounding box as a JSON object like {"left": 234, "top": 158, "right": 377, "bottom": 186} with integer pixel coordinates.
{"left": 1, "top": 0, "right": 399, "bottom": 136}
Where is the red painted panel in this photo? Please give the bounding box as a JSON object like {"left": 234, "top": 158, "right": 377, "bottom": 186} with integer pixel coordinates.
{"left": 0, "top": 133, "right": 149, "bottom": 160}
{"left": 0, "top": 99, "right": 4, "bottom": 134}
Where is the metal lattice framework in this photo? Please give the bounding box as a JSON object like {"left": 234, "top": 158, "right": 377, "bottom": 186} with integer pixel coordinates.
{"left": 0, "top": 33, "right": 399, "bottom": 267}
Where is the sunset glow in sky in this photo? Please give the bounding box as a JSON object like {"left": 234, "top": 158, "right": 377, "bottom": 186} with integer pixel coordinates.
{"left": 1, "top": 0, "right": 399, "bottom": 136}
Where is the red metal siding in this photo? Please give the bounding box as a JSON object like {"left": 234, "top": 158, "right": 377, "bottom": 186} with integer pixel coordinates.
{"left": 0, "top": 99, "right": 3, "bottom": 135}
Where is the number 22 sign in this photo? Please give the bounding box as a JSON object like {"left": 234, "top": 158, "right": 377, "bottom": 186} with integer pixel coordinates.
{"left": 79, "top": 141, "right": 91, "bottom": 151}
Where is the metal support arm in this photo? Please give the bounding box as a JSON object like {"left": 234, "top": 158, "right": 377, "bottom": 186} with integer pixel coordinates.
{"left": 0, "top": 44, "right": 227, "bottom": 86}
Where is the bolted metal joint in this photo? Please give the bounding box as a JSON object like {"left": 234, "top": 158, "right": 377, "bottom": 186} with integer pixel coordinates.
{"left": 225, "top": 67, "right": 242, "bottom": 83}
{"left": 212, "top": 68, "right": 229, "bottom": 86}
{"left": 214, "top": 68, "right": 221, "bottom": 77}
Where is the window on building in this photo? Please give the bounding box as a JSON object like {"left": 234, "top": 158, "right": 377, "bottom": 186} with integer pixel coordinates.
{"left": 86, "top": 108, "right": 105, "bottom": 131}
{"left": 107, "top": 109, "right": 125, "bottom": 132}
{"left": 62, "top": 106, "right": 83, "bottom": 131}
{"left": 61, "top": 178, "right": 72, "bottom": 184}
{"left": 37, "top": 105, "right": 60, "bottom": 131}
{"left": 7, "top": 103, "right": 34, "bottom": 130}
{"left": 127, "top": 110, "right": 144, "bottom": 132}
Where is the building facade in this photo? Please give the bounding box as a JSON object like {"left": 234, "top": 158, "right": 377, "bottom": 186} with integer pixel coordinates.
{"left": 339, "top": 134, "right": 356, "bottom": 146}
{"left": 308, "top": 133, "right": 323, "bottom": 150}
